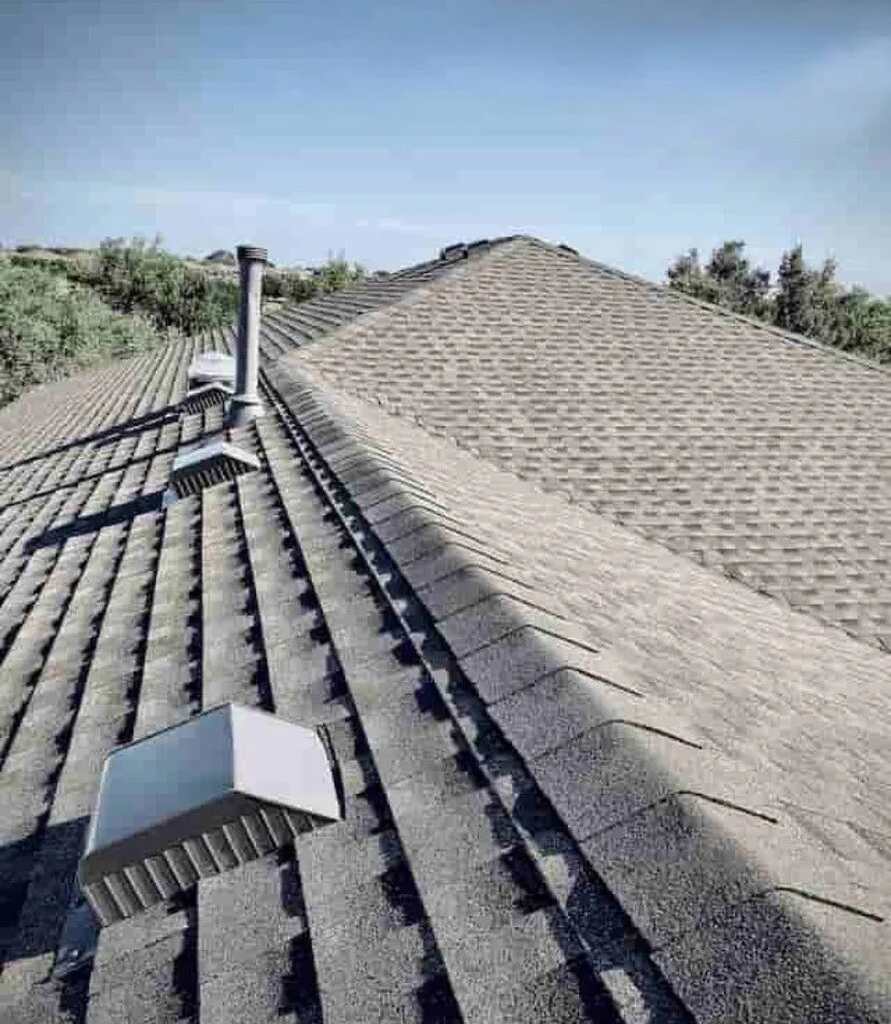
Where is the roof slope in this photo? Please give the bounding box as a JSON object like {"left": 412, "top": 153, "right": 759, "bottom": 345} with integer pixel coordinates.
{"left": 257, "top": 239, "right": 515, "bottom": 361}
{"left": 283, "top": 236, "right": 891, "bottom": 649}
{"left": 271, "top": 363, "right": 891, "bottom": 1022}
{"left": 0, "top": 308, "right": 672, "bottom": 1022}
{"left": 0, "top": 238, "right": 889, "bottom": 1024}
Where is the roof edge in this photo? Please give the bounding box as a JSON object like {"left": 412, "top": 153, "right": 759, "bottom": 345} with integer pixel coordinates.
{"left": 275, "top": 232, "right": 891, "bottom": 378}
{"left": 517, "top": 235, "right": 891, "bottom": 378}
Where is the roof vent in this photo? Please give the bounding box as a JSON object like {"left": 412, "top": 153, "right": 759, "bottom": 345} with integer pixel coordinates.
{"left": 168, "top": 440, "right": 259, "bottom": 499}
{"left": 78, "top": 703, "right": 341, "bottom": 926}
{"left": 439, "top": 242, "right": 468, "bottom": 262}
{"left": 180, "top": 381, "right": 234, "bottom": 415}
{"left": 187, "top": 351, "right": 236, "bottom": 388}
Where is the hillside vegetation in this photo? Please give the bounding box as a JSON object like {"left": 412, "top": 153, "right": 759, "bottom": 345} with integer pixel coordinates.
{"left": 0, "top": 261, "right": 159, "bottom": 407}
{"left": 0, "top": 238, "right": 366, "bottom": 409}
{"left": 667, "top": 241, "right": 891, "bottom": 362}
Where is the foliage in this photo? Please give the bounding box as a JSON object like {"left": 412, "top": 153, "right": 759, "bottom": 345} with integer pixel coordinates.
{"left": 81, "top": 238, "right": 365, "bottom": 324}
{"left": 0, "top": 237, "right": 368, "bottom": 409}
{"left": 0, "top": 261, "right": 160, "bottom": 408}
{"left": 667, "top": 241, "right": 771, "bottom": 318}
{"left": 263, "top": 256, "right": 365, "bottom": 304}
{"left": 84, "top": 237, "right": 240, "bottom": 336}
{"left": 315, "top": 256, "right": 366, "bottom": 294}
{"left": 667, "top": 240, "right": 891, "bottom": 361}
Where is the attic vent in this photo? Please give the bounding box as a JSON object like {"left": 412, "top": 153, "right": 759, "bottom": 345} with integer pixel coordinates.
{"left": 180, "top": 381, "right": 234, "bottom": 415}
{"left": 439, "top": 242, "right": 468, "bottom": 261}
{"left": 187, "top": 351, "right": 236, "bottom": 388}
{"left": 78, "top": 703, "right": 341, "bottom": 925}
{"left": 168, "top": 440, "right": 259, "bottom": 499}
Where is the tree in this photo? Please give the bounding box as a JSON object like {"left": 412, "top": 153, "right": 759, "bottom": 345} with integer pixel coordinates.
{"left": 705, "top": 241, "right": 771, "bottom": 318}
{"left": 667, "top": 239, "right": 891, "bottom": 364}
{"left": 774, "top": 244, "right": 837, "bottom": 340}
{"left": 667, "top": 241, "right": 771, "bottom": 318}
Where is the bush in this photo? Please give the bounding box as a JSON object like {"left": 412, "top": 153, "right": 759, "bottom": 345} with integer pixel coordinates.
{"left": 85, "top": 237, "right": 240, "bottom": 336}
{"left": 263, "top": 257, "right": 365, "bottom": 304}
{"left": 0, "top": 262, "right": 160, "bottom": 407}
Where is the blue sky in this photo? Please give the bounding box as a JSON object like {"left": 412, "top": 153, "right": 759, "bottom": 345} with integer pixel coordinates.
{"left": 2, "top": 1, "right": 890, "bottom": 291}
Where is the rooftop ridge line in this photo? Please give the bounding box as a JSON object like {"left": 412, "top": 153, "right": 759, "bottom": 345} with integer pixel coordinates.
{"left": 262, "top": 237, "right": 527, "bottom": 366}
{"left": 517, "top": 235, "right": 891, "bottom": 377}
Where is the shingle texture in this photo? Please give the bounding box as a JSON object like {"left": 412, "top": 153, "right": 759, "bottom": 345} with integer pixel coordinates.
{"left": 0, "top": 236, "right": 889, "bottom": 1024}
{"left": 288, "top": 237, "right": 891, "bottom": 648}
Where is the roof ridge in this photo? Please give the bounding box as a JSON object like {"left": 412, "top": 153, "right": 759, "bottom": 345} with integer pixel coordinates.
{"left": 264, "top": 236, "right": 530, "bottom": 366}
{"left": 515, "top": 235, "right": 891, "bottom": 377}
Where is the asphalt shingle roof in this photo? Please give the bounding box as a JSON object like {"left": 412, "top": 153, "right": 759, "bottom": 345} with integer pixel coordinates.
{"left": 0, "top": 236, "right": 889, "bottom": 1023}
{"left": 289, "top": 237, "right": 891, "bottom": 648}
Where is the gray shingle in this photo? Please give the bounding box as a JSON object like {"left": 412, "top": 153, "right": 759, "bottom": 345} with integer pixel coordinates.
{"left": 3, "top": 235, "right": 891, "bottom": 1023}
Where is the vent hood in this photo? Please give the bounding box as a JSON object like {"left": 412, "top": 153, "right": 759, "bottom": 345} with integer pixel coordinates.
{"left": 78, "top": 703, "right": 341, "bottom": 925}
{"left": 168, "top": 440, "right": 259, "bottom": 499}
{"left": 180, "top": 381, "right": 234, "bottom": 415}
{"left": 187, "top": 351, "right": 236, "bottom": 388}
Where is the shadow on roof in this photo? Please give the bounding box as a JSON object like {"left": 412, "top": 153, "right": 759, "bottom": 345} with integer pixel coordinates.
{"left": 25, "top": 492, "right": 165, "bottom": 551}
{"left": 0, "top": 405, "right": 181, "bottom": 474}
{"left": 0, "top": 815, "right": 90, "bottom": 970}
{"left": 4, "top": 446, "right": 182, "bottom": 512}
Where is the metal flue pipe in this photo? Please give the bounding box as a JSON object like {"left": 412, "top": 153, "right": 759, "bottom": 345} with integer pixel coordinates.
{"left": 227, "top": 244, "right": 267, "bottom": 428}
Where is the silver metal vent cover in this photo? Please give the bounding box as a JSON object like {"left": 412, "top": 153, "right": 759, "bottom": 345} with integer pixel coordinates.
{"left": 187, "top": 351, "right": 236, "bottom": 388}
{"left": 168, "top": 440, "right": 259, "bottom": 499}
{"left": 180, "top": 381, "right": 234, "bottom": 414}
{"left": 78, "top": 703, "right": 341, "bottom": 926}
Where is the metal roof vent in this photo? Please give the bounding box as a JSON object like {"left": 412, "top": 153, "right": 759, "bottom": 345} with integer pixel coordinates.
{"left": 439, "top": 242, "right": 468, "bottom": 261}
{"left": 78, "top": 703, "right": 341, "bottom": 926}
{"left": 168, "top": 439, "right": 259, "bottom": 499}
{"left": 180, "top": 381, "right": 234, "bottom": 415}
{"left": 187, "top": 351, "right": 236, "bottom": 388}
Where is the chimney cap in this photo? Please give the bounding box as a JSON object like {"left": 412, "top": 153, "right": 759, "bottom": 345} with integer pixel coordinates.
{"left": 237, "top": 244, "right": 268, "bottom": 263}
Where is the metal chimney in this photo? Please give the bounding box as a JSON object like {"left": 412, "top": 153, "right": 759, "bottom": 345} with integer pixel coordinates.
{"left": 227, "top": 244, "right": 267, "bottom": 428}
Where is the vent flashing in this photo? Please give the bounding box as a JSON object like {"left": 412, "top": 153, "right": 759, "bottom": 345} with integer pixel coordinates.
{"left": 78, "top": 703, "right": 341, "bottom": 925}
{"left": 168, "top": 439, "right": 259, "bottom": 499}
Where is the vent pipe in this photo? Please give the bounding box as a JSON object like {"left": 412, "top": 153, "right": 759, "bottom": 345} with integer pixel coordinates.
{"left": 227, "top": 244, "right": 267, "bottom": 428}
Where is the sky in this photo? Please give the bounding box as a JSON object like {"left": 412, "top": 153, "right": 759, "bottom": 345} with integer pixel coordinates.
{"left": 2, "top": 0, "right": 890, "bottom": 291}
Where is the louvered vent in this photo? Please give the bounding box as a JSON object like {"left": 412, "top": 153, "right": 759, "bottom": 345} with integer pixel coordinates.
{"left": 187, "top": 351, "right": 236, "bottom": 388}
{"left": 78, "top": 703, "right": 342, "bottom": 926}
{"left": 180, "top": 382, "right": 234, "bottom": 414}
{"left": 169, "top": 440, "right": 259, "bottom": 498}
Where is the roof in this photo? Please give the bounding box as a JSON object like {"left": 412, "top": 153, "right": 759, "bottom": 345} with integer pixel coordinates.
{"left": 0, "top": 236, "right": 889, "bottom": 1023}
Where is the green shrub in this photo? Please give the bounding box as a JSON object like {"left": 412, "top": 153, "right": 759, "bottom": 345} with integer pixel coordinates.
{"left": 0, "top": 262, "right": 160, "bottom": 407}
{"left": 262, "top": 257, "right": 365, "bottom": 304}
{"left": 84, "top": 237, "right": 240, "bottom": 335}
{"left": 0, "top": 240, "right": 370, "bottom": 408}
